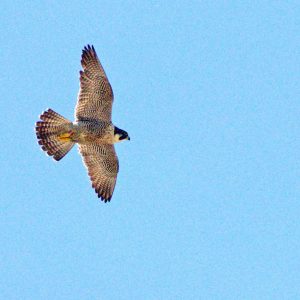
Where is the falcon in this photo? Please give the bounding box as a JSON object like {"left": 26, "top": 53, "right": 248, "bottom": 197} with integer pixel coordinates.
{"left": 35, "top": 45, "right": 130, "bottom": 202}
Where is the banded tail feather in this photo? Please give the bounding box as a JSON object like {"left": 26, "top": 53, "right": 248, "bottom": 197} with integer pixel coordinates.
{"left": 35, "top": 108, "right": 75, "bottom": 161}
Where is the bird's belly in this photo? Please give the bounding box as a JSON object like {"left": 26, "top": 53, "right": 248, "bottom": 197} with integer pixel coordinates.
{"left": 74, "top": 133, "right": 113, "bottom": 144}
{"left": 72, "top": 122, "right": 114, "bottom": 144}
{"left": 75, "top": 130, "right": 114, "bottom": 144}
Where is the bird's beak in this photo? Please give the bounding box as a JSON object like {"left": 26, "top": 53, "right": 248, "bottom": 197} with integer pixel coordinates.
{"left": 128, "top": 136, "right": 130, "bottom": 141}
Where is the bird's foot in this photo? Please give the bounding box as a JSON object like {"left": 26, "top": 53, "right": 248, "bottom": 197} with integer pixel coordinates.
{"left": 58, "top": 131, "right": 74, "bottom": 141}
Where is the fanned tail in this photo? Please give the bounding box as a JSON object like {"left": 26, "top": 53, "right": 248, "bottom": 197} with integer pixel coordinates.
{"left": 35, "top": 108, "right": 75, "bottom": 161}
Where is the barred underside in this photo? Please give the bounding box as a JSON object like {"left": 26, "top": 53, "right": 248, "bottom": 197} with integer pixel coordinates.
{"left": 75, "top": 45, "right": 114, "bottom": 123}
{"left": 79, "top": 143, "right": 119, "bottom": 202}
{"left": 35, "top": 108, "right": 75, "bottom": 161}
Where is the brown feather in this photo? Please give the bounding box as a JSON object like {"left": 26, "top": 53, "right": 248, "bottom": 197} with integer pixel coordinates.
{"left": 79, "top": 143, "right": 119, "bottom": 202}
{"left": 75, "top": 44, "right": 114, "bottom": 122}
{"left": 36, "top": 109, "right": 75, "bottom": 161}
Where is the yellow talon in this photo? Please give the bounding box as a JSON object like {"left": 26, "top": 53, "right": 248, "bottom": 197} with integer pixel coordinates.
{"left": 58, "top": 132, "right": 73, "bottom": 141}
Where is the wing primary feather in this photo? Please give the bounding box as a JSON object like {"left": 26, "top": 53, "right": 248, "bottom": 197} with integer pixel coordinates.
{"left": 75, "top": 45, "right": 114, "bottom": 122}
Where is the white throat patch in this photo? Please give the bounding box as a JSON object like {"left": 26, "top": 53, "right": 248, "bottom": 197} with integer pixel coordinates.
{"left": 113, "top": 134, "right": 122, "bottom": 143}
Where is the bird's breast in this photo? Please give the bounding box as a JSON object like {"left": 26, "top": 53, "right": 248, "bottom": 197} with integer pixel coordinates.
{"left": 72, "top": 121, "right": 114, "bottom": 144}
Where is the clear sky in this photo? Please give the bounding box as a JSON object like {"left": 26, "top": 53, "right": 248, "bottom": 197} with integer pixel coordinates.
{"left": 1, "top": 1, "right": 300, "bottom": 299}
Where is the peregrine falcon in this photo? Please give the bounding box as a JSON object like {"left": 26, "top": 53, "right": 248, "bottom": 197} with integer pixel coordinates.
{"left": 35, "top": 45, "right": 130, "bottom": 202}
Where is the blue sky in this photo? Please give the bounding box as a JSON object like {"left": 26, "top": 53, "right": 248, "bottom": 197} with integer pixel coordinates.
{"left": 1, "top": 1, "right": 300, "bottom": 299}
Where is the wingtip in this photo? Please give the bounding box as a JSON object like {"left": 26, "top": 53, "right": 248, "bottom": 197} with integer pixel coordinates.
{"left": 94, "top": 186, "right": 112, "bottom": 203}
{"left": 96, "top": 192, "right": 112, "bottom": 203}
{"left": 81, "top": 44, "right": 97, "bottom": 65}
{"left": 82, "top": 44, "right": 94, "bottom": 53}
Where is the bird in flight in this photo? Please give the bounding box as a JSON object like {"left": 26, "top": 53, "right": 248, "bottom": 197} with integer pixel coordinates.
{"left": 35, "top": 45, "right": 130, "bottom": 202}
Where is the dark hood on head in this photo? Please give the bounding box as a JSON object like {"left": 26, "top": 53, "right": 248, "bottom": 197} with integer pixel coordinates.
{"left": 114, "top": 126, "right": 127, "bottom": 136}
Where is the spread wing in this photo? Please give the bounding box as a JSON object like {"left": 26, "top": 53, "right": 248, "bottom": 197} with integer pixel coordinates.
{"left": 79, "top": 143, "right": 119, "bottom": 202}
{"left": 75, "top": 45, "right": 114, "bottom": 122}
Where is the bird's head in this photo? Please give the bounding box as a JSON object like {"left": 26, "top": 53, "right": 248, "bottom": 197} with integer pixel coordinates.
{"left": 114, "top": 126, "right": 130, "bottom": 143}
